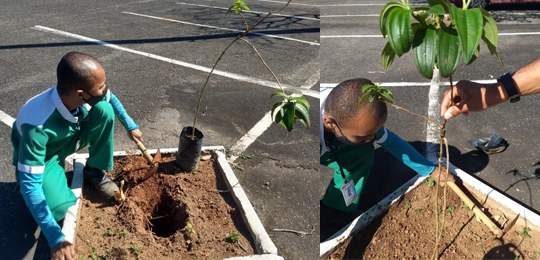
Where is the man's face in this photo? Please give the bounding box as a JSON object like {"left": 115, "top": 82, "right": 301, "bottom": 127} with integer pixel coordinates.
{"left": 83, "top": 65, "right": 107, "bottom": 98}
{"left": 328, "top": 108, "right": 387, "bottom": 144}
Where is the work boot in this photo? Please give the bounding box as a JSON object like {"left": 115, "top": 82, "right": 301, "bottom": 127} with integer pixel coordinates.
{"left": 83, "top": 165, "right": 119, "bottom": 200}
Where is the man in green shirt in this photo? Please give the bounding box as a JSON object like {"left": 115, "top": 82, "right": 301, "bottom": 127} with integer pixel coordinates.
{"left": 11, "top": 52, "right": 143, "bottom": 259}
{"left": 320, "top": 78, "right": 454, "bottom": 213}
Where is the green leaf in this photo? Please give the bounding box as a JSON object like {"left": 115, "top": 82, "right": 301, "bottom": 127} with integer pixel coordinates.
{"left": 413, "top": 27, "right": 438, "bottom": 79}
{"left": 480, "top": 9, "right": 502, "bottom": 64}
{"left": 270, "top": 92, "right": 288, "bottom": 98}
{"left": 438, "top": 26, "right": 461, "bottom": 78}
{"left": 294, "top": 102, "right": 311, "bottom": 127}
{"left": 427, "top": 0, "right": 452, "bottom": 13}
{"left": 427, "top": 4, "right": 445, "bottom": 15}
{"left": 453, "top": 7, "right": 483, "bottom": 64}
{"left": 386, "top": 7, "right": 413, "bottom": 57}
{"left": 380, "top": 2, "right": 405, "bottom": 37}
{"left": 293, "top": 95, "right": 310, "bottom": 111}
{"left": 271, "top": 102, "right": 285, "bottom": 123}
{"left": 359, "top": 93, "right": 370, "bottom": 105}
{"left": 382, "top": 41, "right": 397, "bottom": 71}
{"left": 380, "top": 90, "right": 394, "bottom": 104}
{"left": 284, "top": 102, "right": 295, "bottom": 132}
{"left": 229, "top": 0, "right": 250, "bottom": 14}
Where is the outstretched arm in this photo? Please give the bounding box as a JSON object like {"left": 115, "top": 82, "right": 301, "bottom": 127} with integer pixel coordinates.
{"left": 108, "top": 91, "right": 143, "bottom": 142}
{"left": 375, "top": 128, "right": 435, "bottom": 176}
{"left": 441, "top": 58, "right": 540, "bottom": 120}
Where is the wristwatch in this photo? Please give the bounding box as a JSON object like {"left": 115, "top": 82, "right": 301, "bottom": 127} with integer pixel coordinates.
{"left": 497, "top": 72, "right": 520, "bottom": 103}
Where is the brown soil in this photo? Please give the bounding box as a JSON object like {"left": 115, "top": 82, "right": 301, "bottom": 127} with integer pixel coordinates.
{"left": 329, "top": 179, "right": 540, "bottom": 259}
{"left": 75, "top": 153, "right": 255, "bottom": 259}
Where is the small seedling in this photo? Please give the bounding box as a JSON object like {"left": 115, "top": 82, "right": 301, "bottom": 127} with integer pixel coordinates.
{"left": 461, "top": 201, "right": 470, "bottom": 211}
{"left": 446, "top": 205, "right": 455, "bottom": 213}
{"left": 89, "top": 247, "right": 98, "bottom": 260}
{"left": 119, "top": 230, "right": 127, "bottom": 239}
{"left": 518, "top": 226, "right": 532, "bottom": 239}
{"left": 103, "top": 248, "right": 112, "bottom": 258}
{"left": 424, "top": 177, "right": 436, "bottom": 187}
{"left": 184, "top": 223, "right": 197, "bottom": 238}
{"left": 104, "top": 228, "right": 115, "bottom": 237}
{"left": 415, "top": 207, "right": 426, "bottom": 213}
{"left": 405, "top": 200, "right": 411, "bottom": 209}
{"left": 128, "top": 244, "right": 143, "bottom": 259}
{"left": 228, "top": 231, "right": 239, "bottom": 243}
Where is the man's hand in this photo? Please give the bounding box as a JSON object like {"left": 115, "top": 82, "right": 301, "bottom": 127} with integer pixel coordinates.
{"left": 51, "top": 240, "right": 75, "bottom": 260}
{"left": 128, "top": 129, "right": 144, "bottom": 142}
{"left": 440, "top": 80, "right": 508, "bottom": 120}
{"left": 430, "top": 166, "right": 455, "bottom": 186}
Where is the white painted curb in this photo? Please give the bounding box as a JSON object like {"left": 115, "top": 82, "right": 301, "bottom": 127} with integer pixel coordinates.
{"left": 319, "top": 163, "right": 540, "bottom": 258}
{"left": 62, "top": 146, "right": 280, "bottom": 258}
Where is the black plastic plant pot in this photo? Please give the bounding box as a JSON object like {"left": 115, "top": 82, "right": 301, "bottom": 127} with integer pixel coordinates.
{"left": 176, "top": 126, "right": 204, "bottom": 172}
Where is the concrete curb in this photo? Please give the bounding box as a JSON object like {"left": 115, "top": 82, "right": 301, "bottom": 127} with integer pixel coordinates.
{"left": 62, "top": 146, "right": 280, "bottom": 258}
{"left": 319, "top": 162, "right": 540, "bottom": 258}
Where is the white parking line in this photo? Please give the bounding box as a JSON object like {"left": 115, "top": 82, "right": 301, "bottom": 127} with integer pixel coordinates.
{"left": 301, "top": 72, "right": 320, "bottom": 89}
{"left": 257, "top": 0, "right": 384, "bottom": 7}
{"left": 0, "top": 110, "right": 15, "bottom": 127}
{"left": 123, "top": 11, "right": 319, "bottom": 46}
{"left": 321, "top": 14, "right": 379, "bottom": 18}
{"left": 33, "top": 25, "right": 319, "bottom": 98}
{"left": 229, "top": 111, "right": 273, "bottom": 162}
{"left": 229, "top": 76, "right": 319, "bottom": 162}
{"left": 320, "top": 80, "right": 497, "bottom": 88}
{"left": 322, "top": 32, "right": 540, "bottom": 38}
{"left": 176, "top": 2, "right": 319, "bottom": 21}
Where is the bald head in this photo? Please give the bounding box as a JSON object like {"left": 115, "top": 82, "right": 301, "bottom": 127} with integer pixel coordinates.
{"left": 56, "top": 51, "right": 103, "bottom": 95}
{"left": 324, "top": 78, "right": 387, "bottom": 127}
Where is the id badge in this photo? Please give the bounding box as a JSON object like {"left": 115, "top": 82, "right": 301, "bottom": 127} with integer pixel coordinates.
{"left": 341, "top": 180, "right": 358, "bottom": 207}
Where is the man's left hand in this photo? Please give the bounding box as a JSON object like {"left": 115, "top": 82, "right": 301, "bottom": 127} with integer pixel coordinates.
{"left": 128, "top": 129, "right": 143, "bottom": 142}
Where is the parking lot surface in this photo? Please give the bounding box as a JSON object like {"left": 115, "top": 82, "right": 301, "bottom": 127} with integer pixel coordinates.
{"left": 0, "top": 0, "right": 319, "bottom": 258}
{"left": 320, "top": 0, "right": 540, "bottom": 241}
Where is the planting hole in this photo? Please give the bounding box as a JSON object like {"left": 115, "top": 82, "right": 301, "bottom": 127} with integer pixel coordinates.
{"left": 149, "top": 192, "right": 188, "bottom": 238}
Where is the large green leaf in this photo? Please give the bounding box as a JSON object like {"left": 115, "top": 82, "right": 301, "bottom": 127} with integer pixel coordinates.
{"left": 381, "top": 41, "right": 396, "bottom": 71}
{"left": 452, "top": 7, "right": 483, "bottom": 64}
{"left": 284, "top": 102, "right": 295, "bottom": 132}
{"left": 427, "top": 4, "right": 445, "bottom": 15}
{"left": 385, "top": 7, "right": 413, "bottom": 57}
{"left": 413, "top": 27, "right": 438, "bottom": 79}
{"left": 380, "top": 2, "right": 405, "bottom": 37}
{"left": 427, "top": 0, "right": 452, "bottom": 13}
{"left": 438, "top": 27, "right": 461, "bottom": 78}
{"left": 294, "top": 102, "right": 310, "bottom": 127}
{"left": 480, "top": 9, "right": 502, "bottom": 63}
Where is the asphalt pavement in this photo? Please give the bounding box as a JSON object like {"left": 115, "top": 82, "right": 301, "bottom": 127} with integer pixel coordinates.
{"left": 0, "top": 0, "right": 319, "bottom": 259}
{"left": 320, "top": 0, "right": 540, "bottom": 242}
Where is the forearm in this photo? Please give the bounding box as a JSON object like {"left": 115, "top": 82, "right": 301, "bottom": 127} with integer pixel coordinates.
{"left": 19, "top": 171, "right": 64, "bottom": 248}
{"left": 109, "top": 92, "right": 139, "bottom": 131}
{"left": 513, "top": 58, "right": 540, "bottom": 96}
{"left": 379, "top": 130, "right": 435, "bottom": 176}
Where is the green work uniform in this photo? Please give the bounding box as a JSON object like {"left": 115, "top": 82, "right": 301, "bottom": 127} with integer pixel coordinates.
{"left": 11, "top": 86, "right": 115, "bottom": 247}
{"left": 320, "top": 129, "right": 383, "bottom": 212}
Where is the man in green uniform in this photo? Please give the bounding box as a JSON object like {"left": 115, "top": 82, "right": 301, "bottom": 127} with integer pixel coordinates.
{"left": 320, "top": 78, "right": 453, "bottom": 213}
{"left": 11, "top": 52, "right": 143, "bottom": 259}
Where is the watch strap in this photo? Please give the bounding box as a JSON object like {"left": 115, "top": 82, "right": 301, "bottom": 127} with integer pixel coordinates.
{"left": 498, "top": 72, "right": 520, "bottom": 103}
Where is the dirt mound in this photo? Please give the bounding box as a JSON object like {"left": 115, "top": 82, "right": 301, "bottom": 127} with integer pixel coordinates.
{"left": 329, "top": 180, "right": 540, "bottom": 259}
{"left": 76, "top": 154, "right": 255, "bottom": 259}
